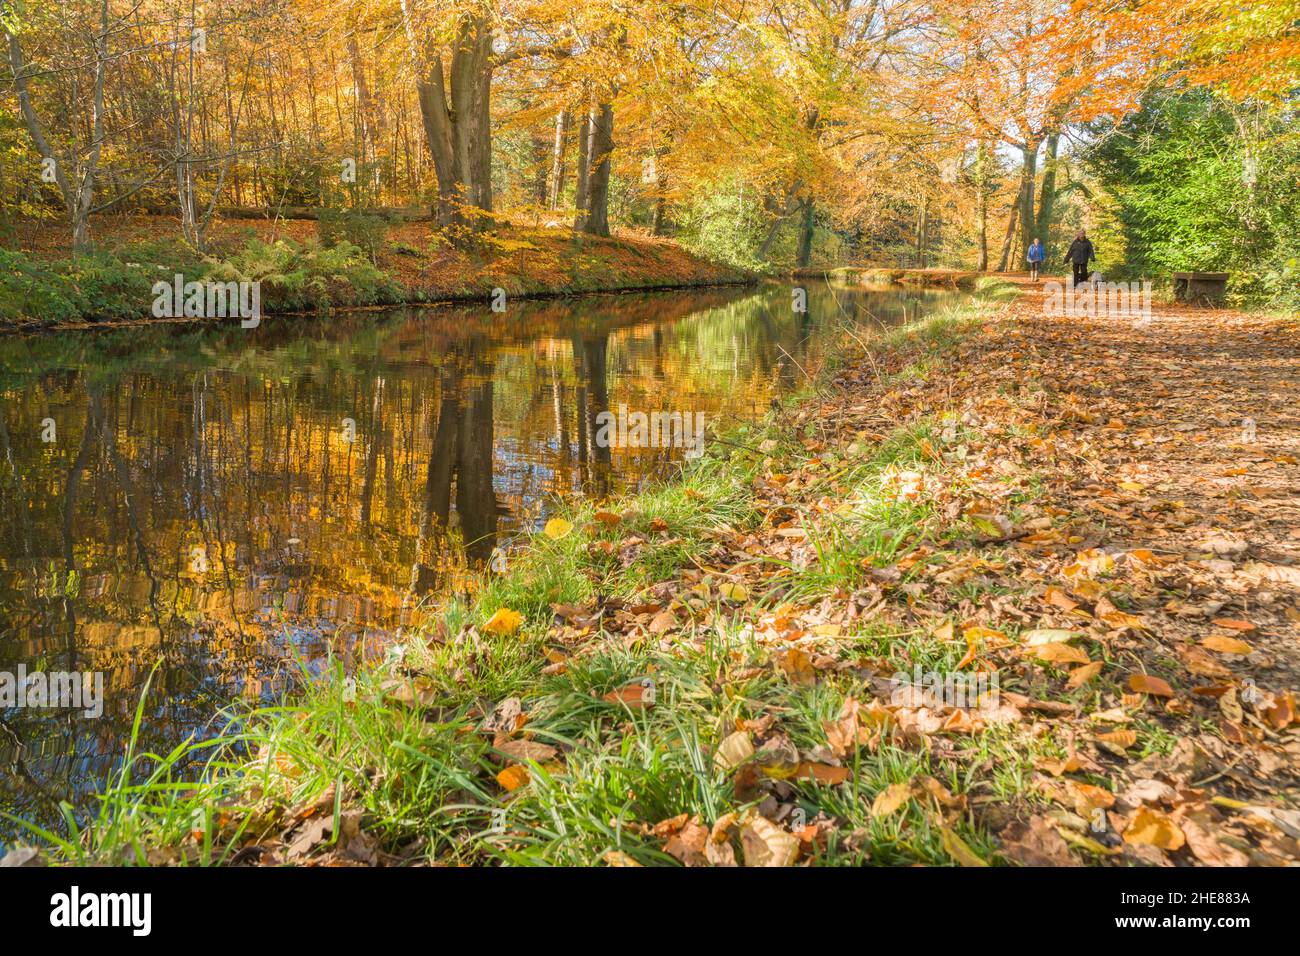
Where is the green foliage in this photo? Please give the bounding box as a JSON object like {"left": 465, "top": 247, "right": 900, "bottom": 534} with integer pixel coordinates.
{"left": 0, "top": 237, "right": 404, "bottom": 325}
{"left": 0, "top": 248, "right": 162, "bottom": 324}
{"left": 207, "top": 238, "right": 403, "bottom": 311}
{"left": 316, "top": 208, "right": 394, "bottom": 263}
{"left": 1085, "top": 89, "right": 1300, "bottom": 311}
{"left": 676, "top": 177, "right": 778, "bottom": 272}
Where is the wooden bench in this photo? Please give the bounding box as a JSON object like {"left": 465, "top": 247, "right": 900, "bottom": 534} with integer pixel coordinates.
{"left": 1172, "top": 272, "right": 1229, "bottom": 307}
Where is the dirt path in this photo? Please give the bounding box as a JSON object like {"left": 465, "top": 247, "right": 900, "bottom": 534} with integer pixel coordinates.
{"left": 903, "top": 278, "right": 1300, "bottom": 863}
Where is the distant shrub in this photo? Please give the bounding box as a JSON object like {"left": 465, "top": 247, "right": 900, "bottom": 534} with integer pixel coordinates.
{"left": 0, "top": 248, "right": 160, "bottom": 324}
{"left": 316, "top": 208, "right": 392, "bottom": 263}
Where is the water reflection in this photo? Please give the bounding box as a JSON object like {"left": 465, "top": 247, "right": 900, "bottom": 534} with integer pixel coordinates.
{"left": 0, "top": 280, "right": 963, "bottom": 838}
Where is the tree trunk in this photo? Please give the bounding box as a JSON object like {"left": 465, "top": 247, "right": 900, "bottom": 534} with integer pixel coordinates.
{"left": 572, "top": 105, "right": 593, "bottom": 230}
{"left": 582, "top": 102, "right": 614, "bottom": 237}
{"left": 347, "top": 32, "right": 384, "bottom": 165}
{"left": 975, "top": 141, "right": 989, "bottom": 271}
{"left": 404, "top": 6, "right": 492, "bottom": 232}
{"left": 915, "top": 202, "right": 929, "bottom": 268}
{"left": 4, "top": 0, "right": 108, "bottom": 249}
{"left": 651, "top": 167, "right": 668, "bottom": 237}
{"left": 1036, "top": 133, "right": 1060, "bottom": 254}
{"left": 796, "top": 199, "right": 815, "bottom": 267}
{"left": 1017, "top": 139, "right": 1040, "bottom": 261}
{"left": 548, "top": 109, "right": 568, "bottom": 210}
{"left": 996, "top": 180, "right": 1023, "bottom": 272}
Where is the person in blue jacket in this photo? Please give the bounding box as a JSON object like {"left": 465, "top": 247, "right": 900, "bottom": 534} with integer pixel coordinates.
{"left": 1026, "top": 237, "right": 1045, "bottom": 281}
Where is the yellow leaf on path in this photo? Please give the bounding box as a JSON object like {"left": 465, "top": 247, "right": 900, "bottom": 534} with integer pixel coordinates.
{"left": 1037, "top": 755, "right": 1083, "bottom": 776}
{"left": 871, "top": 782, "right": 912, "bottom": 818}
{"left": 483, "top": 608, "right": 524, "bottom": 635}
{"left": 1118, "top": 480, "right": 1145, "bottom": 493}
{"left": 496, "top": 765, "right": 530, "bottom": 791}
{"left": 718, "top": 582, "right": 749, "bottom": 603}
{"left": 1043, "top": 587, "right": 1079, "bottom": 612}
{"left": 939, "top": 827, "right": 988, "bottom": 867}
{"left": 1123, "top": 807, "right": 1185, "bottom": 851}
{"left": 543, "top": 517, "right": 573, "bottom": 540}
{"left": 1201, "top": 635, "right": 1253, "bottom": 655}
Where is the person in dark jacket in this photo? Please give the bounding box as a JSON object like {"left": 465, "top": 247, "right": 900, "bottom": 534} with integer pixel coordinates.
{"left": 1064, "top": 230, "right": 1095, "bottom": 286}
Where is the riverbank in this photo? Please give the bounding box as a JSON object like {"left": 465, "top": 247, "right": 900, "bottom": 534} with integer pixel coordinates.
{"left": 12, "top": 276, "right": 1298, "bottom": 868}
{"left": 788, "top": 266, "right": 982, "bottom": 289}
{"left": 1, "top": 215, "right": 754, "bottom": 330}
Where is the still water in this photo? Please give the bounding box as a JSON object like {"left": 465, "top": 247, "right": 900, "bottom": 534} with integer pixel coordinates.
{"left": 0, "top": 279, "right": 966, "bottom": 839}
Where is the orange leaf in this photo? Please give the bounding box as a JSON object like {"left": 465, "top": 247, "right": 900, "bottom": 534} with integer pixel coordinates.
{"left": 793, "top": 762, "right": 852, "bottom": 785}
{"left": 1128, "top": 674, "right": 1174, "bottom": 697}
{"left": 1095, "top": 729, "right": 1137, "bottom": 749}
{"left": 1201, "top": 635, "right": 1253, "bottom": 655}
{"left": 496, "top": 765, "right": 530, "bottom": 792}
{"left": 1211, "top": 618, "right": 1255, "bottom": 631}
{"left": 1067, "top": 661, "right": 1103, "bottom": 688}
{"left": 1123, "top": 807, "right": 1185, "bottom": 851}
{"left": 1030, "top": 642, "right": 1091, "bottom": 665}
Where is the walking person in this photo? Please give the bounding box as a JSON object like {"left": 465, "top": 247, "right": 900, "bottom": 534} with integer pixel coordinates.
{"left": 1026, "top": 237, "right": 1045, "bottom": 282}
{"left": 1063, "top": 229, "right": 1095, "bottom": 287}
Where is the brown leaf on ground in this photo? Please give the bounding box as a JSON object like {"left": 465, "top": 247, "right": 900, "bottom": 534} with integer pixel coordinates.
{"left": 1000, "top": 816, "right": 1079, "bottom": 867}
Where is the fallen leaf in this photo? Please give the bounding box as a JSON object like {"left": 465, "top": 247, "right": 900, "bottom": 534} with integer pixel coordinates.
{"left": 1128, "top": 674, "right": 1174, "bottom": 698}
{"left": 496, "top": 765, "right": 530, "bottom": 791}
{"left": 939, "top": 826, "right": 988, "bottom": 867}
{"left": 1029, "top": 642, "right": 1091, "bottom": 665}
{"left": 603, "top": 850, "right": 642, "bottom": 867}
{"left": 1201, "top": 635, "right": 1253, "bottom": 655}
{"left": 1211, "top": 618, "right": 1255, "bottom": 631}
{"left": 495, "top": 740, "right": 558, "bottom": 763}
{"left": 714, "top": 731, "right": 755, "bottom": 771}
{"left": 870, "top": 782, "right": 912, "bottom": 818}
{"left": 739, "top": 816, "right": 800, "bottom": 867}
{"left": 1067, "top": 661, "right": 1103, "bottom": 688}
{"left": 1123, "top": 807, "right": 1185, "bottom": 851}
{"left": 483, "top": 608, "right": 524, "bottom": 635}
{"left": 718, "top": 582, "right": 749, "bottom": 603}
{"left": 543, "top": 517, "right": 574, "bottom": 540}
